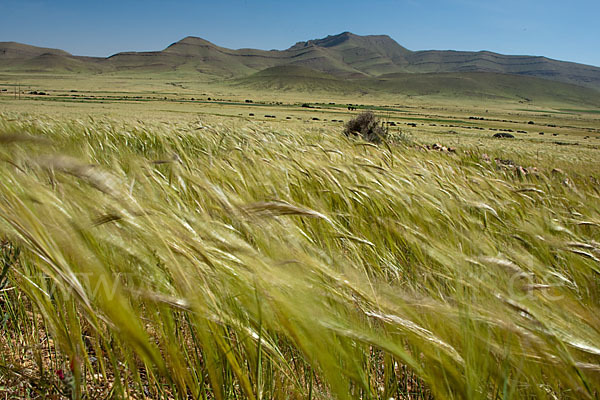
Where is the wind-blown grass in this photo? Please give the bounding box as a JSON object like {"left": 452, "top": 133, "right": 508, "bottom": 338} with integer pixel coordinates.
{"left": 0, "top": 113, "right": 599, "bottom": 399}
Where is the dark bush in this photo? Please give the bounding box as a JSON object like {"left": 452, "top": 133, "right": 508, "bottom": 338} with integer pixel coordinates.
{"left": 343, "top": 111, "right": 387, "bottom": 143}
{"left": 493, "top": 132, "right": 514, "bottom": 139}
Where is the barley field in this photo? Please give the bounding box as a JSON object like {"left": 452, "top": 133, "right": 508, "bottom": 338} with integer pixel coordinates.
{"left": 0, "top": 95, "right": 600, "bottom": 399}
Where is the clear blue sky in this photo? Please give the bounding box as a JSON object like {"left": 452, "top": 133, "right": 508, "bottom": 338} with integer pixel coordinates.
{"left": 1, "top": 0, "right": 599, "bottom": 67}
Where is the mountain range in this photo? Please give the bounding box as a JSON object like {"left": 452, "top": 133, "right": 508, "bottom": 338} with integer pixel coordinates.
{"left": 2, "top": 32, "right": 600, "bottom": 101}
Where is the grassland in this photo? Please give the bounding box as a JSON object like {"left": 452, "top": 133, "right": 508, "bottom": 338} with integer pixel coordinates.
{"left": 1, "top": 73, "right": 600, "bottom": 399}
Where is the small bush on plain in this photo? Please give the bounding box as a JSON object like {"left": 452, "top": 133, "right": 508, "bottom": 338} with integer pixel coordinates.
{"left": 343, "top": 111, "right": 387, "bottom": 143}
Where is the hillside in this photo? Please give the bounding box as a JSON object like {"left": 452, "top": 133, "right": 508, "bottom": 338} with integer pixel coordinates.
{"left": 0, "top": 42, "right": 71, "bottom": 59}
{"left": 401, "top": 50, "right": 600, "bottom": 89}
{"left": 0, "top": 42, "right": 105, "bottom": 73}
{"left": 2, "top": 32, "right": 600, "bottom": 91}
{"left": 231, "top": 65, "right": 362, "bottom": 93}
{"left": 370, "top": 71, "right": 600, "bottom": 105}
{"left": 234, "top": 66, "right": 600, "bottom": 105}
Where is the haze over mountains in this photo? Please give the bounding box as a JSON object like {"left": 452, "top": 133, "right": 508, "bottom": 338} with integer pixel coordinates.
{"left": 2, "top": 32, "right": 600, "bottom": 103}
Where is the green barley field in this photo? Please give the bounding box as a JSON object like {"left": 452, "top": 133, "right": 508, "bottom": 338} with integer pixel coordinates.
{"left": 1, "top": 75, "right": 600, "bottom": 399}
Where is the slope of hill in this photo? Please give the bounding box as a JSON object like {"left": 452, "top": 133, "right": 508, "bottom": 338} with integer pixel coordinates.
{"left": 0, "top": 42, "right": 106, "bottom": 73}
{"left": 20, "top": 53, "right": 104, "bottom": 73}
{"left": 2, "top": 32, "right": 600, "bottom": 92}
{"left": 0, "top": 42, "right": 71, "bottom": 59}
{"left": 401, "top": 50, "right": 600, "bottom": 89}
{"left": 369, "top": 71, "right": 600, "bottom": 105}
{"left": 234, "top": 67, "right": 600, "bottom": 105}
{"left": 287, "top": 32, "right": 412, "bottom": 76}
{"left": 231, "top": 65, "right": 362, "bottom": 93}
{"left": 104, "top": 37, "right": 261, "bottom": 77}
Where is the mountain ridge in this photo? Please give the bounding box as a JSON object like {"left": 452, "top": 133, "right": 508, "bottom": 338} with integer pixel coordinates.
{"left": 1, "top": 33, "right": 600, "bottom": 90}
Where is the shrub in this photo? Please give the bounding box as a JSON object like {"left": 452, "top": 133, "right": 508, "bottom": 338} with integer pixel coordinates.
{"left": 343, "top": 111, "right": 387, "bottom": 143}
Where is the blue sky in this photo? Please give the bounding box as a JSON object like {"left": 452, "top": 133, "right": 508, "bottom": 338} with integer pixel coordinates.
{"left": 1, "top": 0, "right": 599, "bottom": 67}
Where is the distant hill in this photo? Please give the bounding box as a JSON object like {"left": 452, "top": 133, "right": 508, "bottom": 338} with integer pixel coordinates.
{"left": 286, "top": 33, "right": 600, "bottom": 89}
{"left": 400, "top": 50, "right": 600, "bottom": 90}
{"left": 232, "top": 65, "right": 362, "bottom": 94}
{"left": 370, "top": 72, "right": 600, "bottom": 105}
{"left": 0, "top": 42, "right": 104, "bottom": 73}
{"left": 234, "top": 67, "right": 600, "bottom": 106}
{"left": 2, "top": 32, "right": 600, "bottom": 93}
{"left": 0, "top": 42, "right": 71, "bottom": 59}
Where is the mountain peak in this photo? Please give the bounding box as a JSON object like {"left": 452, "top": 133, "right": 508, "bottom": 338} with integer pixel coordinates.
{"left": 289, "top": 31, "right": 358, "bottom": 50}
{"left": 287, "top": 32, "right": 409, "bottom": 54}
{"left": 179, "top": 36, "right": 214, "bottom": 45}
{"left": 164, "top": 36, "right": 216, "bottom": 52}
{"left": 335, "top": 31, "right": 357, "bottom": 39}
